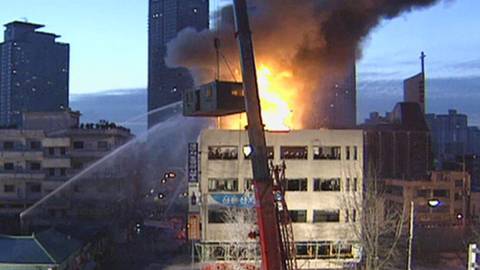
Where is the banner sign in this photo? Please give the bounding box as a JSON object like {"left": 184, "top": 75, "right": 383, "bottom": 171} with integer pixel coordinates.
{"left": 188, "top": 142, "right": 199, "bottom": 182}
{"left": 208, "top": 193, "right": 255, "bottom": 208}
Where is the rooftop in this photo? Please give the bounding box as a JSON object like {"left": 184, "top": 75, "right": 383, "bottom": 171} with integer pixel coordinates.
{"left": 0, "top": 228, "right": 83, "bottom": 265}
{"left": 4, "top": 21, "right": 44, "bottom": 29}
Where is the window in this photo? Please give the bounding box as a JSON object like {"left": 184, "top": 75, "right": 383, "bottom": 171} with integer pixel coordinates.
{"left": 296, "top": 243, "right": 315, "bottom": 259}
{"left": 353, "top": 146, "right": 358, "bottom": 160}
{"left": 313, "top": 178, "right": 341, "bottom": 191}
{"left": 48, "top": 147, "right": 55, "bottom": 155}
{"left": 433, "top": 189, "right": 449, "bottom": 198}
{"left": 208, "top": 178, "right": 238, "bottom": 192}
{"left": 352, "top": 209, "right": 357, "bottom": 222}
{"left": 48, "top": 168, "right": 55, "bottom": 176}
{"left": 417, "top": 205, "right": 429, "bottom": 213}
{"left": 244, "top": 178, "right": 254, "bottom": 192}
{"left": 205, "top": 87, "right": 212, "bottom": 97}
{"left": 345, "top": 178, "right": 350, "bottom": 192}
{"left": 345, "top": 209, "right": 349, "bottom": 222}
{"left": 73, "top": 141, "right": 84, "bottom": 149}
{"left": 346, "top": 146, "right": 350, "bottom": 160}
{"left": 353, "top": 178, "right": 358, "bottom": 192}
{"left": 243, "top": 145, "right": 274, "bottom": 159}
{"left": 332, "top": 244, "right": 353, "bottom": 258}
{"left": 60, "top": 147, "right": 66, "bottom": 155}
{"left": 231, "top": 89, "right": 244, "bottom": 97}
{"left": 60, "top": 168, "right": 66, "bottom": 176}
{"left": 4, "top": 185, "right": 14, "bottom": 193}
{"left": 432, "top": 204, "right": 449, "bottom": 213}
{"left": 29, "top": 184, "right": 41, "bottom": 193}
{"left": 280, "top": 146, "right": 307, "bottom": 160}
{"left": 289, "top": 210, "right": 307, "bottom": 223}
{"left": 208, "top": 146, "right": 238, "bottom": 160}
{"left": 4, "top": 163, "right": 14, "bottom": 170}
{"left": 286, "top": 178, "right": 307, "bottom": 191}
{"left": 317, "top": 243, "right": 332, "bottom": 258}
{"left": 72, "top": 162, "right": 83, "bottom": 170}
{"left": 313, "top": 146, "right": 341, "bottom": 160}
{"left": 30, "top": 141, "right": 41, "bottom": 150}
{"left": 3, "top": 141, "right": 14, "bottom": 150}
{"left": 386, "top": 185, "right": 403, "bottom": 196}
{"left": 454, "top": 192, "right": 462, "bottom": 201}
{"left": 97, "top": 141, "right": 109, "bottom": 150}
{"left": 213, "top": 246, "right": 225, "bottom": 261}
{"left": 313, "top": 210, "right": 340, "bottom": 222}
{"left": 455, "top": 180, "right": 463, "bottom": 187}
{"left": 416, "top": 189, "right": 430, "bottom": 198}
{"left": 208, "top": 210, "right": 226, "bottom": 223}
{"left": 29, "top": 162, "right": 41, "bottom": 171}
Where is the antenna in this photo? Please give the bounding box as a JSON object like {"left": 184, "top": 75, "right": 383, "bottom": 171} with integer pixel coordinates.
{"left": 420, "top": 51, "right": 426, "bottom": 74}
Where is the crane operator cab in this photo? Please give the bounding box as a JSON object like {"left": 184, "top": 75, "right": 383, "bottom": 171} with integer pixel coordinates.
{"left": 183, "top": 80, "right": 246, "bottom": 117}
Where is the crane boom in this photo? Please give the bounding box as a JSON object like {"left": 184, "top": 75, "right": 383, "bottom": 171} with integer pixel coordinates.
{"left": 232, "top": 1, "right": 286, "bottom": 269}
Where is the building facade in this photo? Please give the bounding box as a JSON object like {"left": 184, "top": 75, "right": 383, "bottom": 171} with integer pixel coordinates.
{"left": 363, "top": 102, "right": 433, "bottom": 180}
{"left": 384, "top": 171, "right": 470, "bottom": 227}
{"left": 426, "top": 110, "right": 480, "bottom": 191}
{"left": 147, "top": 0, "right": 209, "bottom": 128}
{"left": 191, "top": 129, "right": 363, "bottom": 269}
{"left": 403, "top": 73, "right": 425, "bottom": 114}
{"left": 0, "top": 111, "right": 133, "bottom": 232}
{"left": 0, "top": 21, "right": 69, "bottom": 127}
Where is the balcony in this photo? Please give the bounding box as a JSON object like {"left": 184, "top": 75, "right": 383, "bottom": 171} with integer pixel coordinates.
{"left": 0, "top": 149, "right": 43, "bottom": 159}
{"left": 0, "top": 169, "right": 45, "bottom": 180}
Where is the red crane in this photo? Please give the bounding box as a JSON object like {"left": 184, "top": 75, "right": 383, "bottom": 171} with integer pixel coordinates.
{"left": 183, "top": 0, "right": 297, "bottom": 268}
{"left": 232, "top": 0, "right": 296, "bottom": 269}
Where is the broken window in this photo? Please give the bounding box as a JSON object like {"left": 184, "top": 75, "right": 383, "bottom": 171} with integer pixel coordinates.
{"left": 289, "top": 210, "right": 307, "bottom": 223}
{"left": 208, "top": 210, "right": 226, "bottom": 224}
{"left": 73, "top": 141, "right": 84, "bottom": 149}
{"left": 313, "top": 178, "right": 341, "bottom": 191}
{"left": 208, "top": 178, "right": 238, "bottom": 192}
{"left": 313, "top": 146, "right": 341, "bottom": 160}
{"left": 208, "top": 146, "right": 238, "bottom": 160}
{"left": 280, "top": 146, "right": 307, "bottom": 160}
{"left": 313, "top": 210, "right": 340, "bottom": 223}
{"left": 286, "top": 178, "right": 307, "bottom": 191}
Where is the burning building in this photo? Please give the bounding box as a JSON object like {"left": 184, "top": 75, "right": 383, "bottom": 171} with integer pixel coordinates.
{"left": 189, "top": 129, "right": 364, "bottom": 269}
{"left": 177, "top": 0, "right": 449, "bottom": 268}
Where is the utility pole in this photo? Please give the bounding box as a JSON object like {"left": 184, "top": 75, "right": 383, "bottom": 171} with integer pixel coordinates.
{"left": 468, "top": 243, "right": 478, "bottom": 270}
{"left": 407, "top": 201, "right": 414, "bottom": 270}
{"left": 232, "top": 0, "right": 286, "bottom": 269}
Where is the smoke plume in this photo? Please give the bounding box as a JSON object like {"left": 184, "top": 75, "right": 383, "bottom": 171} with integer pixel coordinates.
{"left": 165, "top": 0, "right": 446, "bottom": 128}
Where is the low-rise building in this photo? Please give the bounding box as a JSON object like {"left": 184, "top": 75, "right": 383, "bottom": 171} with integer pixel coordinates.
{"left": 0, "top": 110, "right": 133, "bottom": 232}
{"left": 190, "top": 129, "right": 364, "bottom": 269}
{"left": 0, "top": 227, "right": 108, "bottom": 270}
{"left": 384, "top": 170, "right": 470, "bottom": 226}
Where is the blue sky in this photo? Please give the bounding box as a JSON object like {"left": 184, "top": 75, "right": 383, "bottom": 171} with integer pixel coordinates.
{"left": 1, "top": 0, "right": 479, "bottom": 94}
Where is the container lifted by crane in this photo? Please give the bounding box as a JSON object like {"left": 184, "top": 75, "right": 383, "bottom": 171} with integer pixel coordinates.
{"left": 183, "top": 0, "right": 296, "bottom": 269}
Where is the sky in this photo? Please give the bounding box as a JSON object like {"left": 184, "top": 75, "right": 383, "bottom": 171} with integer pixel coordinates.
{"left": 1, "top": 0, "right": 479, "bottom": 95}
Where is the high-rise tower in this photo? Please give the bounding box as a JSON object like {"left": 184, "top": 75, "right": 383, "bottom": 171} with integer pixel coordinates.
{"left": 148, "top": 0, "right": 209, "bottom": 128}
{"left": 0, "top": 21, "right": 69, "bottom": 127}
{"left": 404, "top": 52, "right": 426, "bottom": 114}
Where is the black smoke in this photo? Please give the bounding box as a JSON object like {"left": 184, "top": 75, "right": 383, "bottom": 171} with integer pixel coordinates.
{"left": 165, "top": 0, "right": 446, "bottom": 128}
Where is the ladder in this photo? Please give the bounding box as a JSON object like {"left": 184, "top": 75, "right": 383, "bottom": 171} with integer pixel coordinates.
{"left": 271, "top": 161, "right": 298, "bottom": 270}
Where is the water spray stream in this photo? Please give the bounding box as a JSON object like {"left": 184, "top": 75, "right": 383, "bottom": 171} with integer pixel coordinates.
{"left": 20, "top": 102, "right": 206, "bottom": 225}
{"left": 118, "top": 101, "right": 182, "bottom": 125}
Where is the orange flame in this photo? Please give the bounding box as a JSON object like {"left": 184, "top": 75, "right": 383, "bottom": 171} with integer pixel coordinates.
{"left": 219, "top": 64, "right": 300, "bottom": 131}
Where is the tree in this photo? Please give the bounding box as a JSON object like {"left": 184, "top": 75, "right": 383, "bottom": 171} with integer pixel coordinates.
{"left": 342, "top": 166, "right": 406, "bottom": 270}
{"left": 221, "top": 204, "right": 261, "bottom": 270}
